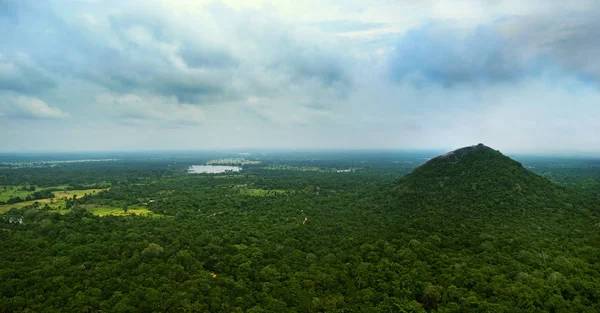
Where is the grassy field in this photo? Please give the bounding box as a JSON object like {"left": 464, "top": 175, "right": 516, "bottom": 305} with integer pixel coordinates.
{"left": 0, "top": 197, "right": 68, "bottom": 213}
{"left": 0, "top": 188, "right": 107, "bottom": 214}
{"left": 0, "top": 185, "right": 79, "bottom": 201}
{"left": 263, "top": 165, "right": 325, "bottom": 172}
{"left": 0, "top": 185, "right": 162, "bottom": 217}
{"left": 0, "top": 202, "right": 157, "bottom": 217}
{"left": 53, "top": 189, "right": 106, "bottom": 199}
{"left": 0, "top": 185, "right": 72, "bottom": 202}
{"left": 0, "top": 187, "right": 32, "bottom": 202}
{"left": 242, "top": 188, "right": 286, "bottom": 196}
{"left": 87, "top": 207, "right": 157, "bottom": 217}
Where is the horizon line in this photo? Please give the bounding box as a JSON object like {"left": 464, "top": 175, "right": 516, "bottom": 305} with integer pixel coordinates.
{"left": 0, "top": 147, "right": 599, "bottom": 159}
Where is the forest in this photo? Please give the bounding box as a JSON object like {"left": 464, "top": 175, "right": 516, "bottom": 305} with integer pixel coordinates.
{"left": 1, "top": 147, "right": 600, "bottom": 312}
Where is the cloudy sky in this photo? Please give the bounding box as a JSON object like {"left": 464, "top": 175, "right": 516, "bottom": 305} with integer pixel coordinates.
{"left": 1, "top": 0, "right": 599, "bottom": 154}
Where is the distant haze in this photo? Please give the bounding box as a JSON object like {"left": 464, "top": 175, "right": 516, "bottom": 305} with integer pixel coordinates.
{"left": 1, "top": 0, "right": 600, "bottom": 154}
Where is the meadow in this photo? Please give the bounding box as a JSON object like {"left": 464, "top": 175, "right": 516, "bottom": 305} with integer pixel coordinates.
{"left": 0, "top": 185, "right": 70, "bottom": 201}
{"left": 0, "top": 188, "right": 105, "bottom": 214}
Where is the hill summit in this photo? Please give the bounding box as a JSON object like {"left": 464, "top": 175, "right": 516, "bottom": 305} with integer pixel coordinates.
{"left": 382, "top": 146, "right": 599, "bottom": 313}
{"left": 418, "top": 143, "right": 502, "bottom": 168}
{"left": 393, "top": 143, "right": 561, "bottom": 210}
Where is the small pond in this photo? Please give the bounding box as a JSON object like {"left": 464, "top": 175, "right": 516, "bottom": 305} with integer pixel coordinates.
{"left": 188, "top": 165, "right": 242, "bottom": 174}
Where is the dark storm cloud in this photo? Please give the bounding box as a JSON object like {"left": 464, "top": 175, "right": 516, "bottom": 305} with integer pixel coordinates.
{"left": 388, "top": 12, "right": 600, "bottom": 87}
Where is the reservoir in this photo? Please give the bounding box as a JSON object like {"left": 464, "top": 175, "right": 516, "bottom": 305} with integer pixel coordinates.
{"left": 188, "top": 165, "right": 242, "bottom": 174}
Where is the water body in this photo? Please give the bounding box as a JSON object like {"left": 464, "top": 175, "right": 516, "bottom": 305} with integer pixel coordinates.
{"left": 188, "top": 165, "right": 242, "bottom": 174}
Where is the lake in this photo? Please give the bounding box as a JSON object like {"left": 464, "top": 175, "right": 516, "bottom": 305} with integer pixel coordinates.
{"left": 188, "top": 165, "right": 242, "bottom": 174}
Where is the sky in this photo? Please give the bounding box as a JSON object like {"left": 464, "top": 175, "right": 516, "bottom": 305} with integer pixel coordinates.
{"left": 1, "top": 0, "right": 600, "bottom": 154}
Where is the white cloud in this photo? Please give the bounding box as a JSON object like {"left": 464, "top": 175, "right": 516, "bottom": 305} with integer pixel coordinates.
{"left": 1, "top": 0, "right": 600, "bottom": 152}
{"left": 9, "top": 95, "right": 68, "bottom": 119}
{"left": 97, "top": 93, "right": 205, "bottom": 126}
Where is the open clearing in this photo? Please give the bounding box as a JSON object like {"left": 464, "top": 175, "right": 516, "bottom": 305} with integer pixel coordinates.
{"left": 242, "top": 188, "right": 286, "bottom": 196}
{"left": 0, "top": 188, "right": 108, "bottom": 214}
{"left": 53, "top": 189, "right": 106, "bottom": 199}
{"left": 263, "top": 165, "right": 325, "bottom": 172}
{"left": 0, "top": 185, "right": 71, "bottom": 202}
{"left": 87, "top": 207, "right": 157, "bottom": 217}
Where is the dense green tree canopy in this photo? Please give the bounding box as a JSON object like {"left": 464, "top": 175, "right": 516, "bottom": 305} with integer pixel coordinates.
{"left": 1, "top": 148, "right": 599, "bottom": 312}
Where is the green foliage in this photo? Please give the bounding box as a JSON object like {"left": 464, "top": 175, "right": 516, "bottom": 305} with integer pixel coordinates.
{"left": 1, "top": 148, "right": 600, "bottom": 312}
